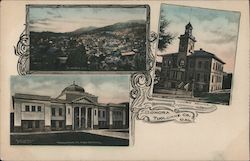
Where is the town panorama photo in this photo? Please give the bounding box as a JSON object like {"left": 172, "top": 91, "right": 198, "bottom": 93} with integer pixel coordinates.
{"left": 27, "top": 5, "right": 149, "bottom": 72}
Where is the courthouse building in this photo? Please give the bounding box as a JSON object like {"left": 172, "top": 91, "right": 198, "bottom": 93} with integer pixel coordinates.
{"left": 158, "top": 22, "right": 225, "bottom": 93}
{"left": 11, "top": 82, "right": 128, "bottom": 132}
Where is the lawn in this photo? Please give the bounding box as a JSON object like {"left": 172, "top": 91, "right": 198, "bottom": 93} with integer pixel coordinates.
{"left": 11, "top": 132, "right": 129, "bottom": 146}
{"left": 195, "top": 92, "right": 230, "bottom": 105}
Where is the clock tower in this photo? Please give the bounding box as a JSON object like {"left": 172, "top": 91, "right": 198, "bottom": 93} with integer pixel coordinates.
{"left": 177, "top": 22, "right": 196, "bottom": 68}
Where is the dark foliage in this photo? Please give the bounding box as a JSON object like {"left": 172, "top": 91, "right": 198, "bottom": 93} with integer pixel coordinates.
{"left": 29, "top": 20, "right": 147, "bottom": 71}
{"left": 158, "top": 14, "right": 175, "bottom": 51}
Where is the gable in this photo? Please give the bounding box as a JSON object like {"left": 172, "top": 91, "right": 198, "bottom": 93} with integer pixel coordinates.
{"left": 71, "top": 96, "right": 95, "bottom": 104}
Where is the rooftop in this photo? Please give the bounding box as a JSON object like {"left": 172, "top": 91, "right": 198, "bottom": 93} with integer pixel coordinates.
{"left": 189, "top": 48, "right": 225, "bottom": 64}
{"left": 14, "top": 93, "right": 51, "bottom": 101}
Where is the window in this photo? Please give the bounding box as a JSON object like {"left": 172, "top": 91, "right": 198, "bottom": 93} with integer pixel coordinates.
{"left": 197, "top": 73, "right": 200, "bottom": 81}
{"left": 37, "top": 106, "right": 41, "bottom": 112}
{"left": 59, "top": 121, "right": 63, "bottom": 128}
{"left": 59, "top": 108, "right": 62, "bottom": 116}
{"left": 166, "top": 71, "right": 170, "bottom": 78}
{"left": 198, "top": 61, "right": 202, "bottom": 68}
{"left": 98, "top": 111, "right": 100, "bottom": 117}
{"left": 189, "top": 73, "right": 193, "bottom": 81}
{"left": 28, "top": 121, "right": 32, "bottom": 128}
{"left": 204, "top": 74, "right": 208, "bottom": 82}
{"left": 102, "top": 111, "right": 105, "bottom": 117}
{"left": 167, "top": 60, "right": 171, "bottom": 66}
{"left": 32, "top": 106, "right": 36, "bottom": 112}
{"left": 25, "top": 105, "right": 30, "bottom": 112}
{"left": 35, "top": 121, "right": 39, "bottom": 128}
{"left": 212, "top": 75, "right": 214, "bottom": 83}
{"left": 213, "top": 63, "right": 215, "bottom": 70}
{"left": 204, "top": 62, "right": 209, "bottom": 69}
{"left": 52, "top": 108, "right": 56, "bottom": 116}
{"left": 51, "top": 120, "right": 56, "bottom": 128}
{"left": 68, "top": 108, "right": 70, "bottom": 114}
{"left": 173, "top": 71, "right": 177, "bottom": 79}
{"left": 189, "top": 60, "right": 194, "bottom": 68}
{"left": 189, "top": 60, "right": 195, "bottom": 68}
{"left": 94, "top": 110, "right": 96, "bottom": 116}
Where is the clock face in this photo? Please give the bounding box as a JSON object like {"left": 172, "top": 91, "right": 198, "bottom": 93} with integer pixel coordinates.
{"left": 179, "top": 59, "right": 185, "bottom": 67}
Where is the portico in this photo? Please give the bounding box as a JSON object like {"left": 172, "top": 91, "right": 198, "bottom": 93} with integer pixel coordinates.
{"left": 72, "top": 106, "right": 94, "bottom": 130}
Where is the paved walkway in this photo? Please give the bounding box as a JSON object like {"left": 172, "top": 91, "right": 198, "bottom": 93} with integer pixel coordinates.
{"left": 81, "top": 129, "right": 129, "bottom": 140}
{"left": 11, "top": 129, "right": 129, "bottom": 140}
{"left": 153, "top": 93, "right": 200, "bottom": 101}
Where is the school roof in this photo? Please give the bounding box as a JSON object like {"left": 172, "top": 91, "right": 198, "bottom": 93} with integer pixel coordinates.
{"left": 14, "top": 93, "right": 51, "bottom": 101}
{"left": 13, "top": 93, "right": 126, "bottom": 108}
{"left": 159, "top": 49, "right": 225, "bottom": 64}
{"left": 189, "top": 49, "right": 225, "bottom": 64}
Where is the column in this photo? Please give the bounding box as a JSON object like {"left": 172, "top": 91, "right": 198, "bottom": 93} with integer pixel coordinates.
{"left": 72, "top": 107, "right": 74, "bottom": 130}
{"left": 14, "top": 102, "right": 22, "bottom": 132}
{"left": 93, "top": 107, "right": 99, "bottom": 129}
{"left": 79, "top": 107, "right": 81, "bottom": 129}
{"left": 44, "top": 103, "right": 51, "bottom": 131}
{"left": 122, "top": 109, "right": 126, "bottom": 127}
{"left": 109, "top": 110, "right": 113, "bottom": 129}
{"left": 91, "top": 108, "right": 94, "bottom": 129}
{"left": 85, "top": 107, "right": 88, "bottom": 128}
{"left": 65, "top": 104, "right": 73, "bottom": 130}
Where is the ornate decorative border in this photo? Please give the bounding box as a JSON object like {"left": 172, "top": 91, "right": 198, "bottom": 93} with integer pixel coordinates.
{"left": 14, "top": 27, "right": 30, "bottom": 75}
{"left": 130, "top": 31, "right": 217, "bottom": 125}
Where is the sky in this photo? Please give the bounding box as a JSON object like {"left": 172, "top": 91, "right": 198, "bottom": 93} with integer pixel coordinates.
{"left": 28, "top": 6, "right": 147, "bottom": 33}
{"left": 11, "top": 75, "right": 129, "bottom": 104}
{"left": 158, "top": 4, "right": 240, "bottom": 73}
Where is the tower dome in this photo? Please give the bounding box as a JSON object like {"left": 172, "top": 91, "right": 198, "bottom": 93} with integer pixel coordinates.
{"left": 62, "top": 82, "right": 85, "bottom": 93}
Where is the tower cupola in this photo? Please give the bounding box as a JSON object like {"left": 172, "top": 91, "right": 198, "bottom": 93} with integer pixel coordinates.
{"left": 185, "top": 22, "right": 193, "bottom": 36}
{"left": 178, "top": 22, "right": 196, "bottom": 54}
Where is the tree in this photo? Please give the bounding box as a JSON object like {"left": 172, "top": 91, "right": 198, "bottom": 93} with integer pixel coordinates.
{"left": 158, "top": 13, "right": 175, "bottom": 51}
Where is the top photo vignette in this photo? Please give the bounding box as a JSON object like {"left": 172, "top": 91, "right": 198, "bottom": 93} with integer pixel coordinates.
{"left": 26, "top": 5, "right": 150, "bottom": 73}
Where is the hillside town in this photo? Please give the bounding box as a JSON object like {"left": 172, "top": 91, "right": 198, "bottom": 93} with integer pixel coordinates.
{"left": 30, "top": 21, "right": 146, "bottom": 71}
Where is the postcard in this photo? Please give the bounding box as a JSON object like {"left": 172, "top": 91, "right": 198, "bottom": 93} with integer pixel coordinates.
{"left": 0, "top": 0, "right": 249, "bottom": 161}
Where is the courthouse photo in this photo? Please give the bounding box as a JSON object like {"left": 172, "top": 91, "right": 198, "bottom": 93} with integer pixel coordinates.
{"left": 10, "top": 75, "right": 129, "bottom": 145}
{"left": 154, "top": 4, "right": 240, "bottom": 105}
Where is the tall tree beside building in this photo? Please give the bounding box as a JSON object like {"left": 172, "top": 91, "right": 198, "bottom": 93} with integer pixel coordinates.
{"left": 158, "top": 13, "right": 175, "bottom": 51}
